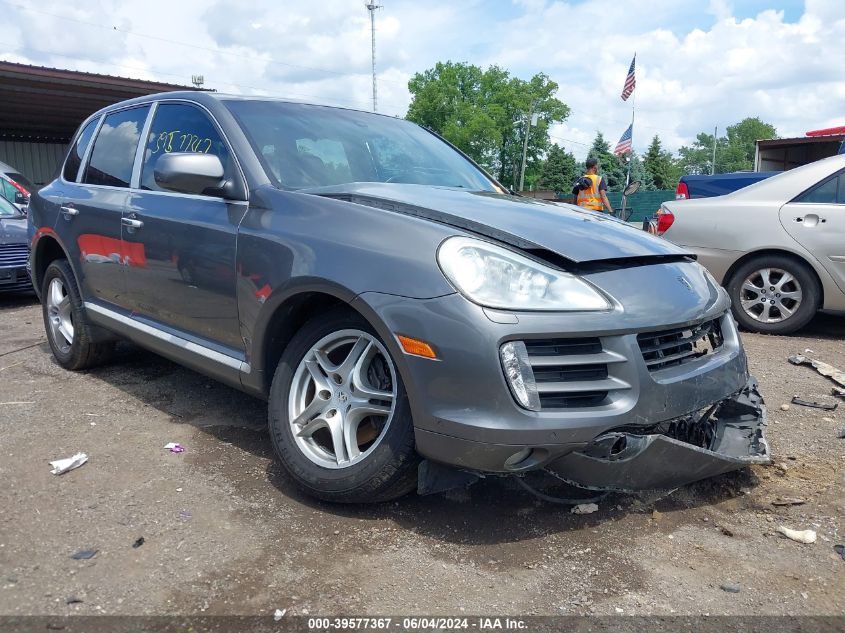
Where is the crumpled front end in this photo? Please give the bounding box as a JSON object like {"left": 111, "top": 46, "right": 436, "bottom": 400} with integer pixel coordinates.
{"left": 545, "top": 377, "right": 769, "bottom": 491}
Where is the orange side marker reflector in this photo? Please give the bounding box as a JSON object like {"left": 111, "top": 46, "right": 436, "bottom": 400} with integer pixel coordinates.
{"left": 397, "top": 335, "right": 437, "bottom": 359}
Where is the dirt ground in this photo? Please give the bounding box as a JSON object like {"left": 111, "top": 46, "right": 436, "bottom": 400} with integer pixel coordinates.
{"left": 0, "top": 292, "right": 843, "bottom": 617}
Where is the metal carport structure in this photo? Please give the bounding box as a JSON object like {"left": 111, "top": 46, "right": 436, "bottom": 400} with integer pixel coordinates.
{"left": 0, "top": 61, "right": 202, "bottom": 186}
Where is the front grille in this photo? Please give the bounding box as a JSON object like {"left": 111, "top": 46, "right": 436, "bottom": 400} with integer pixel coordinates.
{"left": 524, "top": 338, "right": 629, "bottom": 409}
{"left": 0, "top": 244, "right": 29, "bottom": 267}
{"left": 637, "top": 318, "right": 724, "bottom": 372}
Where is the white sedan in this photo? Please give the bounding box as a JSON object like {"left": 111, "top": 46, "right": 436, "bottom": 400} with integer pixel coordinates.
{"left": 657, "top": 154, "right": 845, "bottom": 334}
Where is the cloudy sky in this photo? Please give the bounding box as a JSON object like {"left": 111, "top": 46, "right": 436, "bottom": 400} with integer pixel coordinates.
{"left": 3, "top": 0, "right": 843, "bottom": 158}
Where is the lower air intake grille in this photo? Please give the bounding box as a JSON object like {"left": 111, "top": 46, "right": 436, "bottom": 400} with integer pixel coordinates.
{"left": 524, "top": 338, "right": 629, "bottom": 410}
{"left": 637, "top": 318, "right": 724, "bottom": 372}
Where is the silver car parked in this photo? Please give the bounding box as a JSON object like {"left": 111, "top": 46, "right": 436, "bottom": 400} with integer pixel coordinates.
{"left": 659, "top": 154, "right": 845, "bottom": 334}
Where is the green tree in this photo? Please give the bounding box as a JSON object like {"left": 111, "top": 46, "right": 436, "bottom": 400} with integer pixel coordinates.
{"left": 676, "top": 132, "right": 723, "bottom": 175}
{"left": 627, "top": 152, "right": 655, "bottom": 191}
{"left": 676, "top": 118, "right": 777, "bottom": 175}
{"left": 643, "top": 135, "right": 680, "bottom": 190}
{"left": 538, "top": 144, "right": 579, "bottom": 193}
{"left": 719, "top": 117, "right": 778, "bottom": 172}
{"left": 406, "top": 61, "right": 570, "bottom": 188}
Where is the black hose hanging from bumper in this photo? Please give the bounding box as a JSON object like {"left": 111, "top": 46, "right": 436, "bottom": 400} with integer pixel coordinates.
{"left": 515, "top": 475, "right": 608, "bottom": 505}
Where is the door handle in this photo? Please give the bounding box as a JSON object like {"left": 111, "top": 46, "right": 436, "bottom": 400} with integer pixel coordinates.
{"left": 60, "top": 205, "right": 78, "bottom": 218}
{"left": 121, "top": 217, "right": 144, "bottom": 229}
{"left": 795, "top": 214, "right": 824, "bottom": 227}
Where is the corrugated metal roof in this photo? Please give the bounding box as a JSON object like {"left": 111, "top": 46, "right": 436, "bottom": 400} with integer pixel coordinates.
{"left": 0, "top": 60, "right": 206, "bottom": 142}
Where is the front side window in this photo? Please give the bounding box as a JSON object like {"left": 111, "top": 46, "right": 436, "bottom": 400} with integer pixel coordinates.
{"left": 225, "top": 100, "right": 496, "bottom": 192}
{"left": 83, "top": 106, "right": 150, "bottom": 188}
{"left": 63, "top": 117, "right": 100, "bottom": 182}
{"left": 796, "top": 173, "right": 845, "bottom": 204}
{"left": 140, "top": 103, "right": 231, "bottom": 192}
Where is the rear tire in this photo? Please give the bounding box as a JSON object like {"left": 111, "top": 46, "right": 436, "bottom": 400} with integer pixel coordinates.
{"left": 268, "top": 308, "right": 418, "bottom": 503}
{"left": 41, "top": 259, "right": 114, "bottom": 370}
{"left": 726, "top": 254, "right": 820, "bottom": 335}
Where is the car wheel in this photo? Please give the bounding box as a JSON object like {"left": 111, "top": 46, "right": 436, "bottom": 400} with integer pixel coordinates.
{"left": 42, "top": 259, "right": 114, "bottom": 370}
{"left": 268, "top": 308, "right": 419, "bottom": 503}
{"left": 726, "top": 255, "right": 820, "bottom": 335}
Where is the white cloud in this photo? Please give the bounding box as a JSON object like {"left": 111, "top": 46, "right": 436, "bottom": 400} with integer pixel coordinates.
{"left": 1, "top": 1, "right": 843, "bottom": 160}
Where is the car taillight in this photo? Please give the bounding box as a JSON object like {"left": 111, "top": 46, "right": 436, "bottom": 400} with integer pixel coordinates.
{"left": 675, "top": 182, "right": 689, "bottom": 200}
{"left": 9, "top": 178, "right": 29, "bottom": 197}
{"left": 656, "top": 210, "right": 675, "bottom": 235}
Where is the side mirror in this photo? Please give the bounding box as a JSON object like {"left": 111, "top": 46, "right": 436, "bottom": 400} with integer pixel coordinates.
{"left": 154, "top": 153, "right": 227, "bottom": 196}
{"left": 623, "top": 180, "right": 641, "bottom": 197}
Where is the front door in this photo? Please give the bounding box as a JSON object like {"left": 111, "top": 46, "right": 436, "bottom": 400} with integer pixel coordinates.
{"left": 780, "top": 169, "right": 845, "bottom": 293}
{"left": 122, "top": 102, "right": 246, "bottom": 352}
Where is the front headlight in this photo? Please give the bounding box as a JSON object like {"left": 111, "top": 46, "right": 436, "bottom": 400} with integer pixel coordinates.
{"left": 436, "top": 236, "right": 610, "bottom": 311}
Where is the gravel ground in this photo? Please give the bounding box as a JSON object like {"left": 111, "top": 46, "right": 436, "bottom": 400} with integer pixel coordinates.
{"left": 0, "top": 292, "right": 843, "bottom": 617}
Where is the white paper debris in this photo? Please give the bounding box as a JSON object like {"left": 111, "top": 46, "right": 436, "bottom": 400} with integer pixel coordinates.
{"left": 50, "top": 453, "right": 88, "bottom": 475}
{"left": 273, "top": 608, "right": 287, "bottom": 621}
{"left": 777, "top": 525, "right": 817, "bottom": 544}
{"left": 571, "top": 503, "right": 599, "bottom": 515}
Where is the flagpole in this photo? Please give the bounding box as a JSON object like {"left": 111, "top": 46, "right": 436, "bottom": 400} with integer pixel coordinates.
{"left": 625, "top": 53, "right": 636, "bottom": 190}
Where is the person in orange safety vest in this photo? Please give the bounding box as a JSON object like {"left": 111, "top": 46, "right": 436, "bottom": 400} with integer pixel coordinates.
{"left": 574, "top": 157, "right": 614, "bottom": 214}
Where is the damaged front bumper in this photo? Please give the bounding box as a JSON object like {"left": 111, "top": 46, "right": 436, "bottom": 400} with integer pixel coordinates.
{"left": 545, "top": 377, "right": 770, "bottom": 491}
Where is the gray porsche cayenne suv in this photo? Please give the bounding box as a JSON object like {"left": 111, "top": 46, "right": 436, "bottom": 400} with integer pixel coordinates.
{"left": 28, "top": 93, "right": 769, "bottom": 502}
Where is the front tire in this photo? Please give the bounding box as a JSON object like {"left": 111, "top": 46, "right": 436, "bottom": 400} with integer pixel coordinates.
{"left": 268, "top": 309, "right": 418, "bottom": 503}
{"left": 41, "top": 259, "right": 114, "bottom": 370}
{"left": 726, "top": 254, "right": 820, "bottom": 335}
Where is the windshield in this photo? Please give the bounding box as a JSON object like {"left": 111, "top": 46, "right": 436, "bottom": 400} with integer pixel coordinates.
{"left": 225, "top": 100, "right": 497, "bottom": 192}
{"left": 0, "top": 195, "right": 22, "bottom": 218}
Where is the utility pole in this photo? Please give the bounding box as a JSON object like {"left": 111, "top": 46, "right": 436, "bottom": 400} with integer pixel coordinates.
{"left": 365, "top": 3, "right": 382, "bottom": 112}
{"left": 711, "top": 125, "right": 718, "bottom": 175}
{"left": 518, "top": 110, "right": 538, "bottom": 192}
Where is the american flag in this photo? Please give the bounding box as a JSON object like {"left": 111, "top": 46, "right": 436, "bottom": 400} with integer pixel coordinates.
{"left": 614, "top": 124, "right": 633, "bottom": 155}
{"left": 621, "top": 54, "right": 636, "bottom": 101}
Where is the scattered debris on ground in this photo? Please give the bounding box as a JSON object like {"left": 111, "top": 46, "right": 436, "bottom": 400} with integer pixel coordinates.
{"left": 834, "top": 545, "right": 845, "bottom": 562}
{"left": 70, "top": 549, "right": 98, "bottom": 560}
{"left": 720, "top": 582, "right": 741, "bottom": 593}
{"left": 49, "top": 453, "right": 88, "bottom": 475}
{"left": 274, "top": 608, "right": 287, "bottom": 621}
{"left": 790, "top": 396, "right": 837, "bottom": 411}
{"left": 164, "top": 442, "right": 185, "bottom": 453}
{"left": 777, "top": 526, "right": 817, "bottom": 544}
{"left": 772, "top": 498, "right": 805, "bottom": 507}
{"left": 571, "top": 503, "right": 599, "bottom": 515}
{"left": 788, "top": 354, "right": 845, "bottom": 388}
{"left": 132, "top": 537, "right": 145, "bottom": 549}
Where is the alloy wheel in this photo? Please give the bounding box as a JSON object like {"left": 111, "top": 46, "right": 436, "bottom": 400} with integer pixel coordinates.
{"left": 46, "top": 277, "right": 74, "bottom": 353}
{"left": 287, "top": 329, "right": 397, "bottom": 469}
{"left": 739, "top": 267, "right": 803, "bottom": 324}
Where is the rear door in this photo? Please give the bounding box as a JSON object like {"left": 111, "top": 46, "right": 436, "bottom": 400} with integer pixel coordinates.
{"left": 122, "top": 101, "right": 246, "bottom": 352}
{"left": 779, "top": 169, "right": 845, "bottom": 293}
{"left": 63, "top": 106, "right": 151, "bottom": 307}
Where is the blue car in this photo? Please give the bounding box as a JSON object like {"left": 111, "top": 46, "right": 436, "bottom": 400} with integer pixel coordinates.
{"left": 0, "top": 194, "right": 31, "bottom": 292}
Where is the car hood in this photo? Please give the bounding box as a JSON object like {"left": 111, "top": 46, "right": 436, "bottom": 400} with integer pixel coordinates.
{"left": 303, "top": 183, "right": 691, "bottom": 264}
{"left": 0, "top": 217, "right": 27, "bottom": 245}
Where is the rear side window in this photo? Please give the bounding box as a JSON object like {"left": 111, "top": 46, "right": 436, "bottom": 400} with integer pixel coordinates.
{"left": 83, "top": 106, "right": 150, "bottom": 188}
{"left": 140, "top": 103, "right": 231, "bottom": 192}
{"left": 796, "top": 173, "right": 845, "bottom": 204}
{"left": 63, "top": 117, "right": 100, "bottom": 182}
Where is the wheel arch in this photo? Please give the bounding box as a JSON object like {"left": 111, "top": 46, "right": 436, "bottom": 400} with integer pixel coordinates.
{"left": 722, "top": 248, "right": 824, "bottom": 306}
{"left": 31, "top": 232, "right": 73, "bottom": 300}
{"left": 251, "top": 287, "right": 416, "bottom": 406}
